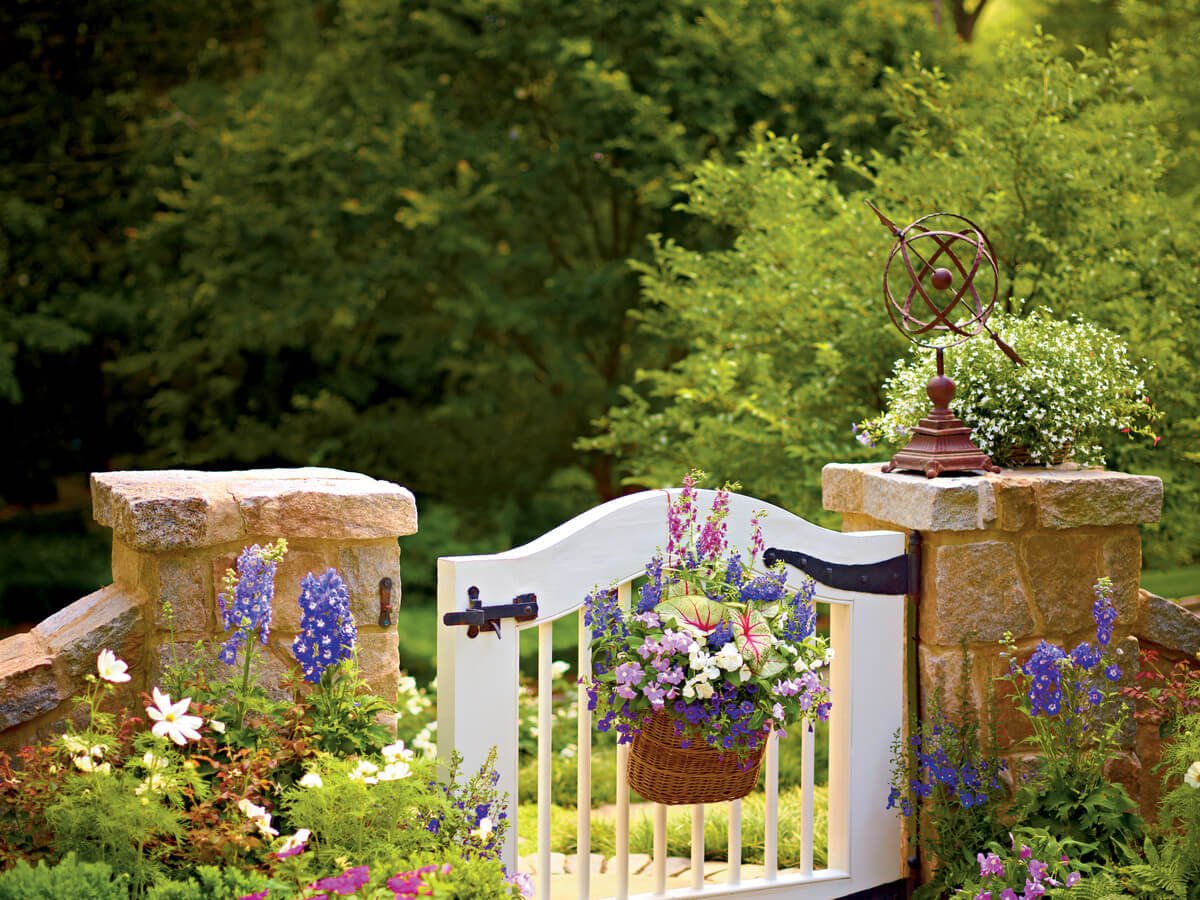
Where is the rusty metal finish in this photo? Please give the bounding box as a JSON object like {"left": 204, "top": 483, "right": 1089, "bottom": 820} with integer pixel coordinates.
{"left": 867, "top": 202, "right": 1017, "bottom": 478}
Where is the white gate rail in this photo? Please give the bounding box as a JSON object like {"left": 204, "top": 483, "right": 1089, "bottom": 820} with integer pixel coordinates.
{"left": 437, "top": 489, "right": 906, "bottom": 899}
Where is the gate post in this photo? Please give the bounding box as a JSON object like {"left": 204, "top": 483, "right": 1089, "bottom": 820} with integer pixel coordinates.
{"left": 822, "top": 463, "right": 1162, "bottom": 770}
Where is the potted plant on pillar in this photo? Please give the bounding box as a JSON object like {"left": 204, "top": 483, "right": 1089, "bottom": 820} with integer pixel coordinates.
{"left": 854, "top": 310, "right": 1160, "bottom": 468}
{"left": 582, "top": 473, "right": 832, "bottom": 805}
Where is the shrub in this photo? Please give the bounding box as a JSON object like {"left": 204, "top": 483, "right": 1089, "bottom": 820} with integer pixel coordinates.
{"left": 0, "top": 853, "right": 130, "bottom": 900}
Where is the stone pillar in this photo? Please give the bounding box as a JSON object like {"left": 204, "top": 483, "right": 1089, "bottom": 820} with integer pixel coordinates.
{"left": 0, "top": 468, "right": 417, "bottom": 751}
{"left": 822, "top": 463, "right": 1162, "bottom": 764}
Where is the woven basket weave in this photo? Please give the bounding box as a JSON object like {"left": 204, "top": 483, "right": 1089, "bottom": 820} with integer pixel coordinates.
{"left": 627, "top": 712, "right": 766, "bottom": 805}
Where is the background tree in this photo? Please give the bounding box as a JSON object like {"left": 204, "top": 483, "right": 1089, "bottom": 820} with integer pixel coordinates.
{"left": 107, "top": 0, "right": 952, "bottom": 570}
{"left": 590, "top": 33, "right": 1199, "bottom": 567}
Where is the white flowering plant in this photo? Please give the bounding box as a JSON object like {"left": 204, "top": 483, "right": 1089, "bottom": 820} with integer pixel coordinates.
{"left": 583, "top": 473, "right": 832, "bottom": 764}
{"left": 854, "top": 310, "right": 1161, "bottom": 467}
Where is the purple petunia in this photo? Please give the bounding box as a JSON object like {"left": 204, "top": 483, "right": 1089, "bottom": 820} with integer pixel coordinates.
{"left": 310, "top": 865, "right": 371, "bottom": 896}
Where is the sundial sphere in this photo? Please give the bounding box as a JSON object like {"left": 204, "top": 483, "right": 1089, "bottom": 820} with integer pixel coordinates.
{"left": 882, "top": 212, "right": 999, "bottom": 352}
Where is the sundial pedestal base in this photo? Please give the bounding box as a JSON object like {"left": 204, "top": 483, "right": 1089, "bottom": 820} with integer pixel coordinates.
{"left": 882, "top": 409, "right": 1001, "bottom": 479}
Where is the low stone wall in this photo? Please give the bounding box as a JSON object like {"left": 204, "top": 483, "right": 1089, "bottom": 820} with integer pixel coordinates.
{"left": 821, "top": 463, "right": 1192, "bottom": 808}
{"left": 0, "top": 468, "right": 417, "bottom": 752}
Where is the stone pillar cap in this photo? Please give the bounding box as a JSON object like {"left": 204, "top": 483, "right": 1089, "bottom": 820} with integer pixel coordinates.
{"left": 92, "top": 468, "right": 418, "bottom": 551}
{"left": 823, "top": 462, "right": 1162, "bottom": 532}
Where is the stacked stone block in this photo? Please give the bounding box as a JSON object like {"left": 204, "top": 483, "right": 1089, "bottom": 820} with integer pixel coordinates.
{"left": 822, "top": 463, "right": 1166, "bottom": 797}
{"left": 0, "top": 468, "right": 417, "bottom": 751}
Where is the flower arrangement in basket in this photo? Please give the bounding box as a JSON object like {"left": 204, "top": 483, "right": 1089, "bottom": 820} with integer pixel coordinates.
{"left": 582, "top": 473, "right": 832, "bottom": 805}
{"left": 853, "top": 310, "right": 1160, "bottom": 468}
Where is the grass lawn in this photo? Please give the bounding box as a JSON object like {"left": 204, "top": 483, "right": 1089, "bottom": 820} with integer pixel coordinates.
{"left": 1141, "top": 565, "right": 1200, "bottom": 600}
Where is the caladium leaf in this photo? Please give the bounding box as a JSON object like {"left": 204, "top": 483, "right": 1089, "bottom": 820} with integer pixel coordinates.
{"left": 758, "top": 655, "right": 789, "bottom": 679}
{"left": 733, "top": 609, "right": 774, "bottom": 666}
{"left": 655, "top": 594, "right": 725, "bottom": 634}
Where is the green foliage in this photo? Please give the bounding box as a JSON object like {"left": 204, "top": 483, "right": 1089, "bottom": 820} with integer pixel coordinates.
{"left": 594, "top": 30, "right": 1200, "bottom": 566}
{"left": 1153, "top": 677, "right": 1200, "bottom": 887}
{"left": 887, "top": 654, "right": 1007, "bottom": 897}
{"left": 44, "top": 768, "right": 184, "bottom": 895}
{"left": 282, "top": 749, "right": 506, "bottom": 866}
{"left": 0, "top": 0, "right": 272, "bottom": 504}
{"left": 97, "top": 0, "right": 952, "bottom": 548}
{"left": 0, "top": 853, "right": 131, "bottom": 900}
{"left": 144, "top": 866, "right": 269, "bottom": 900}
{"left": 306, "top": 660, "right": 395, "bottom": 758}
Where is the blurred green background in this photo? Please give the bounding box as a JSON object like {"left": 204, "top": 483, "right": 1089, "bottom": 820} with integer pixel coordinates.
{"left": 3, "top": 0, "right": 1198, "bottom": 644}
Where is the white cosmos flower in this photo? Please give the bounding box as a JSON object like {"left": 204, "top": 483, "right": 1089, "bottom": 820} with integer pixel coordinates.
{"left": 96, "top": 649, "right": 131, "bottom": 683}
{"left": 1185, "top": 760, "right": 1200, "bottom": 790}
{"left": 208, "top": 719, "right": 226, "bottom": 734}
{"left": 62, "top": 735, "right": 87, "bottom": 755}
{"left": 298, "top": 771, "right": 324, "bottom": 789}
{"left": 377, "top": 761, "right": 412, "bottom": 782}
{"left": 146, "top": 687, "right": 203, "bottom": 746}
{"left": 237, "top": 798, "right": 279, "bottom": 838}
{"left": 381, "top": 740, "right": 414, "bottom": 764}
{"left": 348, "top": 760, "right": 379, "bottom": 784}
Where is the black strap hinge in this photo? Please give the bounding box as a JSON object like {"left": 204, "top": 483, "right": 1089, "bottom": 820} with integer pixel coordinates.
{"left": 763, "top": 546, "right": 912, "bottom": 596}
{"left": 443, "top": 586, "right": 538, "bottom": 639}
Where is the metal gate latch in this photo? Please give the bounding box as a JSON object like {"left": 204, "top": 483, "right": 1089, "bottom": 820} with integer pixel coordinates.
{"left": 442, "top": 586, "right": 538, "bottom": 639}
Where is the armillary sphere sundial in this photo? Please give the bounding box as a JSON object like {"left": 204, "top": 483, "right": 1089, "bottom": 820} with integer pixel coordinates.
{"left": 867, "top": 201, "right": 1024, "bottom": 478}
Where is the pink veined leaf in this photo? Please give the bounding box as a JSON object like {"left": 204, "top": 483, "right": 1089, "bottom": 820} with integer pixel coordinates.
{"left": 655, "top": 594, "right": 725, "bottom": 634}
{"left": 733, "top": 609, "right": 773, "bottom": 665}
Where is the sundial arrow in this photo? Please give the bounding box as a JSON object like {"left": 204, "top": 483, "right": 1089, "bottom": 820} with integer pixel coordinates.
{"left": 866, "top": 199, "right": 903, "bottom": 237}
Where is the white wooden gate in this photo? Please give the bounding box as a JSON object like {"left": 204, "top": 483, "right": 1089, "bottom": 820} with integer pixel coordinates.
{"left": 437, "top": 489, "right": 908, "bottom": 899}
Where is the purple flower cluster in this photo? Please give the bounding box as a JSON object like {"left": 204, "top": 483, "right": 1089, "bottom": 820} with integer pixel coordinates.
{"left": 969, "top": 834, "right": 1082, "bottom": 900}
{"left": 773, "top": 671, "right": 831, "bottom": 721}
{"left": 1092, "top": 579, "right": 1118, "bottom": 646}
{"left": 780, "top": 578, "right": 817, "bottom": 643}
{"left": 1024, "top": 641, "right": 1067, "bottom": 716}
{"left": 671, "top": 680, "right": 772, "bottom": 763}
{"left": 695, "top": 489, "right": 729, "bottom": 561}
{"left": 291, "top": 568, "right": 357, "bottom": 683}
{"left": 637, "top": 555, "right": 668, "bottom": 613}
{"left": 706, "top": 617, "right": 734, "bottom": 650}
{"left": 310, "top": 864, "right": 370, "bottom": 896}
{"left": 886, "top": 714, "right": 1007, "bottom": 817}
{"left": 1019, "top": 577, "right": 1122, "bottom": 718}
{"left": 217, "top": 541, "right": 286, "bottom": 666}
{"left": 387, "top": 864, "right": 452, "bottom": 899}
{"left": 665, "top": 473, "right": 698, "bottom": 566}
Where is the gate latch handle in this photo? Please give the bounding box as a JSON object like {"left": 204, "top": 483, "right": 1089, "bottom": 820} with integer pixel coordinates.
{"left": 443, "top": 586, "right": 538, "bottom": 639}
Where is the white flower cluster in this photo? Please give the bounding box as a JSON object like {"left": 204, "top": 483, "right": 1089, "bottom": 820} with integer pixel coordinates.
{"left": 860, "top": 310, "right": 1158, "bottom": 467}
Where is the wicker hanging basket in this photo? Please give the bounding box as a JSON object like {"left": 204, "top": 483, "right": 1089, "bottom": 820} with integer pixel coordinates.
{"left": 627, "top": 711, "right": 766, "bottom": 805}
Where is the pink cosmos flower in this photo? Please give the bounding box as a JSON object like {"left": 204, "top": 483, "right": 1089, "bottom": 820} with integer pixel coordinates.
{"left": 146, "top": 687, "right": 203, "bottom": 745}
